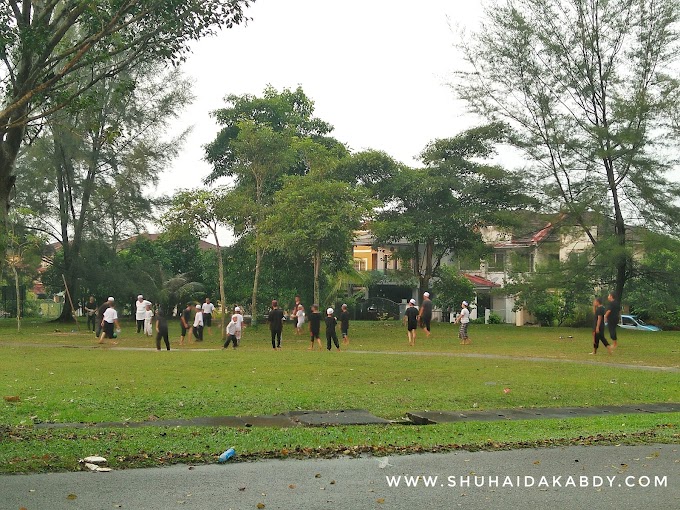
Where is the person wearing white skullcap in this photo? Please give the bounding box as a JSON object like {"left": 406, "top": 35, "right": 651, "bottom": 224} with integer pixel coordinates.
{"left": 324, "top": 307, "right": 340, "bottom": 351}
{"left": 419, "top": 291, "right": 433, "bottom": 338}
{"left": 455, "top": 300, "right": 471, "bottom": 345}
{"left": 232, "top": 306, "right": 244, "bottom": 346}
{"left": 404, "top": 298, "right": 419, "bottom": 346}
{"left": 135, "top": 294, "right": 151, "bottom": 334}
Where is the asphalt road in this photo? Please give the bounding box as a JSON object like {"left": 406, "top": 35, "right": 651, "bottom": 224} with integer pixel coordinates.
{"left": 1, "top": 444, "right": 678, "bottom": 510}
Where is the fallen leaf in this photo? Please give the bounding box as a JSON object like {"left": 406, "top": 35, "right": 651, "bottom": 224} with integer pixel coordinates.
{"left": 330, "top": 480, "right": 336, "bottom": 485}
{"left": 377, "top": 498, "right": 385, "bottom": 504}
{"left": 257, "top": 504, "right": 265, "bottom": 509}
{"left": 66, "top": 494, "right": 77, "bottom": 500}
{"left": 288, "top": 484, "right": 296, "bottom": 489}
{"left": 315, "top": 473, "right": 321, "bottom": 478}
{"left": 503, "top": 388, "right": 511, "bottom": 394}
{"left": 238, "top": 487, "right": 246, "bottom": 491}
{"left": 533, "top": 460, "right": 540, "bottom": 465}
{"left": 3, "top": 395, "right": 20, "bottom": 402}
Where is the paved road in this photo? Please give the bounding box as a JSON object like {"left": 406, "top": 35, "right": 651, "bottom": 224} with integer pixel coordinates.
{"left": 2, "top": 444, "right": 678, "bottom": 510}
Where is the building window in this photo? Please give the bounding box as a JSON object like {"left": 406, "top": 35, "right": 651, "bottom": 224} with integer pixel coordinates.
{"left": 354, "top": 258, "right": 368, "bottom": 271}
{"left": 488, "top": 252, "right": 505, "bottom": 270}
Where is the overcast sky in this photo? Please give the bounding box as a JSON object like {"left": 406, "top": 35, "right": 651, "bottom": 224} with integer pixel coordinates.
{"left": 160, "top": 0, "right": 486, "bottom": 200}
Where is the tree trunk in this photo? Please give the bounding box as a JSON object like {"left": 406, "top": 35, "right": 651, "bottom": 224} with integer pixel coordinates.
{"left": 251, "top": 247, "right": 262, "bottom": 327}
{"left": 213, "top": 232, "right": 227, "bottom": 341}
{"left": 13, "top": 265, "right": 21, "bottom": 332}
{"left": 418, "top": 240, "right": 434, "bottom": 297}
{"left": 313, "top": 247, "right": 321, "bottom": 306}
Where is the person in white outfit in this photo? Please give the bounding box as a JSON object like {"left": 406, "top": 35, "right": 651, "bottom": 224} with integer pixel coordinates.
{"left": 232, "top": 306, "right": 244, "bottom": 345}
{"left": 143, "top": 303, "right": 153, "bottom": 336}
{"left": 455, "top": 300, "right": 471, "bottom": 345}
{"left": 193, "top": 305, "right": 204, "bottom": 341}
{"left": 135, "top": 294, "right": 151, "bottom": 334}
{"left": 295, "top": 304, "right": 306, "bottom": 335}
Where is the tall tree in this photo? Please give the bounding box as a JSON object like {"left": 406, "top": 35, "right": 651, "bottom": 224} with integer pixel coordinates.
{"left": 161, "top": 188, "right": 230, "bottom": 340}
{"left": 370, "top": 124, "right": 534, "bottom": 296}
{"left": 261, "top": 175, "right": 374, "bottom": 306}
{"left": 456, "top": 0, "right": 680, "bottom": 300}
{"left": 0, "top": 0, "right": 252, "bottom": 267}
{"left": 15, "top": 65, "right": 191, "bottom": 321}
{"left": 204, "top": 86, "right": 346, "bottom": 322}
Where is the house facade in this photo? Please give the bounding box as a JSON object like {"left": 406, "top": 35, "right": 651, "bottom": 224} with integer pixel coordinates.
{"left": 352, "top": 215, "right": 604, "bottom": 325}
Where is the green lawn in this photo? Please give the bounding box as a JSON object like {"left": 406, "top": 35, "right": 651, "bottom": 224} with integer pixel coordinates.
{"left": 1, "top": 319, "right": 678, "bottom": 473}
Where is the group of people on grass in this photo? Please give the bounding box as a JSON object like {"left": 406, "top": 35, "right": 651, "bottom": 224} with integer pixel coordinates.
{"left": 83, "top": 290, "right": 620, "bottom": 354}
{"left": 266, "top": 298, "right": 351, "bottom": 351}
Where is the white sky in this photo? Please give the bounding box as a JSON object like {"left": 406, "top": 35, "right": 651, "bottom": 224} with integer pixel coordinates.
{"left": 160, "top": 0, "right": 486, "bottom": 203}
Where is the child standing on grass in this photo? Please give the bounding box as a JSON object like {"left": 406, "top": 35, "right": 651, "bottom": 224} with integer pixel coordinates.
{"left": 591, "top": 297, "right": 613, "bottom": 355}
{"left": 155, "top": 311, "right": 170, "bottom": 351}
{"left": 144, "top": 303, "right": 153, "bottom": 336}
{"left": 296, "top": 304, "right": 306, "bottom": 335}
{"left": 455, "top": 301, "right": 471, "bottom": 345}
{"left": 308, "top": 304, "right": 323, "bottom": 350}
{"left": 193, "top": 305, "right": 204, "bottom": 341}
{"left": 340, "top": 303, "right": 350, "bottom": 345}
{"left": 224, "top": 315, "right": 239, "bottom": 349}
{"left": 404, "top": 299, "right": 418, "bottom": 346}
{"left": 325, "top": 307, "right": 340, "bottom": 351}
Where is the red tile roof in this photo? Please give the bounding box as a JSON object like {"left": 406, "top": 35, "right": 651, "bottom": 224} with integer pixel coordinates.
{"left": 463, "top": 273, "right": 500, "bottom": 288}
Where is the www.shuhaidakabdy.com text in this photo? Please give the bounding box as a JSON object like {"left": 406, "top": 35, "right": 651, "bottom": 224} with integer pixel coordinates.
{"left": 385, "top": 474, "right": 669, "bottom": 489}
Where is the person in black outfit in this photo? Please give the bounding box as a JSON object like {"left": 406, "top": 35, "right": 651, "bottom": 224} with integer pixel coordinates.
{"left": 155, "top": 312, "right": 170, "bottom": 351}
{"left": 591, "top": 297, "right": 612, "bottom": 355}
{"left": 268, "top": 300, "right": 285, "bottom": 350}
{"left": 404, "top": 299, "right": 419, "bottom": 346}
{"left": 325, "top": 307, "right": 340, "bottom": 351}
{"left": 308, "top": 304, "right": 322, "bottom": 350}
{"left": 419, "top": 292, "right": 433, "bottom": 337}
{"left": 180, "top": 303, "right": 192, "bottom": 346}
{"left": 339, "top": 303, "right": 350, "bottom": 345}
{"left": 84, "top": 296, "right": 97, "bottom": 332}
{"left": 605, "top": 292, "right": 621, "bottom": 349}
{"left": 95, "top": 297, "right": 112, "bottom": 337}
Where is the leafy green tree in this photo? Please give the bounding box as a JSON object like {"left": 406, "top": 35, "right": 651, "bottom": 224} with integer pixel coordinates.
{"left": 456, "top": 0, "right": 680, "bottom": 301}
{"left": 0, "top": 0, "right": 252, "bottom": 268}
{"left": 371, "top": 124, "right": 534, "bottom": 296}
{"left": 15, "top": 65, "right": 191, "bottom": 321}
{"left": 261, "top": 175, "right": 374, "bottom": 306}
{"left": 432, "top": 266, "right": 475, "bottom": 314}
{"left": 162, "top": 188, "right": 230, "bottom": 339}
{"left": 204, "top": 86, "right": 346, "bottom": 323}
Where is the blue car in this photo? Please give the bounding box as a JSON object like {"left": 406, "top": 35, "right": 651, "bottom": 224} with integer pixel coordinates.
{"left": 619, "top": 314, "right": 662, "bottom": 331}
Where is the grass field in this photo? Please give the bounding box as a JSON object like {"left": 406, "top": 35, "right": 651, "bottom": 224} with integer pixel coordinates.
{"left": 1, "top": 318, "right": 678, "bottom": 473}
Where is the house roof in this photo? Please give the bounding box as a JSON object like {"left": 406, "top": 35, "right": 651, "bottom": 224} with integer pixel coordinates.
{"left": 463, "top": 273, "right": 500, "bottom": 288}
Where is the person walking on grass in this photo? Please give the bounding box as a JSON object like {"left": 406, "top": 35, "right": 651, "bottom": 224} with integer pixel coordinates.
{"left": 325, "top": 307, "right": 340, "bottom": 351}
{"left": 232, "top": 306, "right": 244, "bottom": 346}
{"left": 223, "top": 315, "right": 239, "bottom": 349}
{"left": 296, "top": 304, "right": 306, "bottom": 335}
{"left": 291, "top": 295, "right": 302, "bottom": 332}
{"left": 84, "top": 295, "right": 97, "bottom": 332}
{"left": 192, "top": 305, "right": 204, "bottom": 341}
{"left": 268, "top": 300, "right": 285, "bottom": 350}
{"left": 404, "top": 298, "right": 419, "bottom": 346}
{"left": 604, "top": 292, "right": 621, "bottom": 349}
{"left": 455, "top": 301, "right": 471, "bottom": 345}
{"left": 591, "top": 297, "right": 613, "bottom": 355}
{"left": 155, "top": 311, "right": 170, "bottom": 351}
{"left": 179, "top": 302, "right": 192, "bottom": 346}
{"left": 143, "top": 303, "right": 153, "bottom": 336}
{"left": 98, "top": 298, "right": 120, "bottom": 345}
{"left": 202, "top": 297, "right": 215, "bottom": 336}
{"left": 135, "top": 294, "right": 150, "bottom": 334}
{"left": 340, "top": 303, "right": 351, "bottom": 345}
{"left": 95, "top": 297, "right": 112, "bottom": 337}
{"left": 308, "top": 304, "right": 323, "bottom": 350}
{"left": 419, "top": 291, "right": 433, "bottom": 338}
